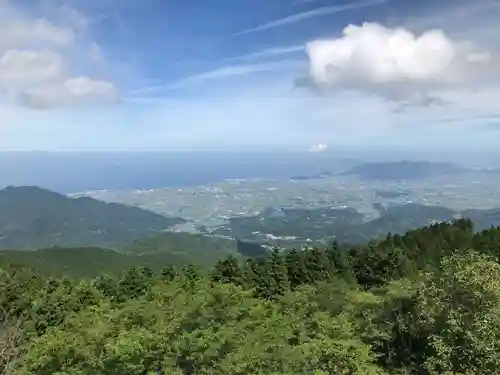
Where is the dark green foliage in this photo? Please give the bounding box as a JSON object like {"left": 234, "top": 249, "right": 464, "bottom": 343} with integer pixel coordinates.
{"left": 285, "top": 248, "right": 309, "bottom": 288}
{"left": 161, "top": 265, "right": 176, "bottom": 282}
{"left": 229, "top": 206, "right": 364, "bottom": 246}
{"left": 211, "top": 255, "right": 242, "bottom": 285}
{"left": 462, "top": 208, "right": 500, "bottom": 230}
{"left": 123, "top": 231, "right": 243, "bottom": 264}
{"left": 117, "top": 267, "right": 152, "bottom": 300}
{"left": 235, "top": 238, "right": 268, "bottom": 258}
{"left": 265, "top": 248, "right": 289, "bottom": 298}
{"left": 245, "top": 249, "right": 289, "bottom": 300}
{"left": 92, "top": 274, "right": 118, "bottom": 299}
{"left": 225, "top": 202, "right": 470, "bottom": 247}
{"left": 0, "top": 232, "right": 252, "bottom": 278}
{"left": 0, "top": 247, "right": 136, "bottom": 278}
{"left": 0, "top": 247, "right": 185, "bottom": 278}
{"left": 180, "top": 264, "right": 202, "bottom": 290}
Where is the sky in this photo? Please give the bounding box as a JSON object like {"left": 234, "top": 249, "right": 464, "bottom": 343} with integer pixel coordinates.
{"left": 1, "top": 0, "right": 500, "bottom": 152}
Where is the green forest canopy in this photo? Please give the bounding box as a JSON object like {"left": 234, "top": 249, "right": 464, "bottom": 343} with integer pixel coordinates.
{"left": 2, "top": 218, "right": 500, "bottom": 374}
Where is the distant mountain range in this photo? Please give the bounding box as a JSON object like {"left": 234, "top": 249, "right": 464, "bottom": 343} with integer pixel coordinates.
{"left": 291, "top": 161, "right": 500, "bottom": 182}
{"left": 341, "top": 161, "right": 467, "bottom": 181}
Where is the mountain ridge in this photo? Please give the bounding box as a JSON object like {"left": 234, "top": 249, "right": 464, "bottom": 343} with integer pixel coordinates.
{"left": 0, "top": 185, "right": 186, "bottom": 249}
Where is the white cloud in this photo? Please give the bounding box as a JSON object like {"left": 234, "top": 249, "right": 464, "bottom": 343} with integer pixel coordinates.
{"left": 309, "top": 143, "right": 328, "bottom": 152}
{"left": 0, "top": 2, "right": 118, "bottom": 110}
{"left": 19, "top": 76, "right": 118, "bottom": 109}
{"left": 3, "top": 0, "right": 500, "bottom": 152}
{"left": 0, "top": 18, "right": 74, "bottom": 49}
{"left": 302, "top": 22, "right": 498, "bottom": 105}
{"left": 235, "top": 0, "right": 392, "bottom": 36}
{"left": 0, "top": 50, "right": 65, "bottom": 86}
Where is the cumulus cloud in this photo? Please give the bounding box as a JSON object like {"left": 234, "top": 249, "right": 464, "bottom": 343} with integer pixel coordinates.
{"left": 0, "top": 2, "right": 118, "bottom": 109}
{"left": 300, "top": 22, "right": 497, "bottom": 106}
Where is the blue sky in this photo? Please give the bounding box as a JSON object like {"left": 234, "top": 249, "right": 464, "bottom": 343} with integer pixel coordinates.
{"left": 1, "top": 0, "right": 500, "bottom": 152}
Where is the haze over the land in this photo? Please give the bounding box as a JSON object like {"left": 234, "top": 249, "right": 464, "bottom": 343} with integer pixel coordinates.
{"left": 0, "top": 0, "right": 499, "bottom": 153}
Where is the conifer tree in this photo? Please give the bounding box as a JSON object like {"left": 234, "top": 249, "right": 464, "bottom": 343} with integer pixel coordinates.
{"left": 211, "top": 255, "right": 242, "bottom": 285}
{"left": 161, "top": 265, "right": 176, "bottom": 282}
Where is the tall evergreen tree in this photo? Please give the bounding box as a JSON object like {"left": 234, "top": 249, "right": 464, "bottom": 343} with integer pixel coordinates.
{"left": 161, "top": 265, "right": 176, "bottom": 282}
{"left": 285, "top": 249, "right": 308, "bottom": 288}
{"left": 211, "top": 255, "right": 242, "bottom": 285}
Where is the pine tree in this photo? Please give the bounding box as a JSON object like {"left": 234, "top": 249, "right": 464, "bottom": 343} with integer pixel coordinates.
{"left": 264, "top": 248, "right": 289, "bottom": 299}
{"left": 332, "top": 239, "right": 340, "bottom": 251}
{"left": 242, "top": 258, "right": 263, "bottom": 290}
{"left": 161, "top": 266, "right": 176, "bottom": 282}
{"left": 211, "top": 256, "right": 242, "bottom": 285}
{"left": 92, "top": 274, "right": 118, "bottom": 300}
{"left": 305, "top": 247, "right": 332, "bottom": 283}
{"left": 118, "top": 267, "right": 147, "bottom": 300}
{"left": 285, "top": 249, "right": 308, "bottom": 288}
{"left": 181, "top": 264, "right": 200, "bottom": 289}
{"left": 139, "top": 265, "right": 153, "bottom": 280}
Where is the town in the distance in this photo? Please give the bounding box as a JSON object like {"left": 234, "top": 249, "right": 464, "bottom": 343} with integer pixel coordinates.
{"left": 72, "top": 160, "right": 500, "bottom": 248}
{"left": 2, "top": 154, "right": 500, "bottom": 274}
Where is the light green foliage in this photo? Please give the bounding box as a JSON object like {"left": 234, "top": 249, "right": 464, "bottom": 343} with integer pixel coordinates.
{"left": 415, "top": 251, "right": 500, "bottom": 375}
{"left": 19, "top": 281, "right": 385, "bottom": 375}
{"left": 2, "top": 219, "right": 500, "bottom": 374}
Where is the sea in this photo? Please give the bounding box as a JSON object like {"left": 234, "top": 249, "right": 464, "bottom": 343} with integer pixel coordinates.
{"left": 0, "top": 150, "right": 498, "bottom": 194}
{"left": 0, "top": 151, "right": 353, "bottom": 193}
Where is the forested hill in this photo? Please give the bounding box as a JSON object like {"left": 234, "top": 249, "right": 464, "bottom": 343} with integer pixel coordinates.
{"left": 0, "top": 186, "right": 185, "bottom": 249}
{"left": 3, "top": 218, "right": 500, "bottom": 374}
{"left": 0, "top": 233, "right": 267, "bottom": 278}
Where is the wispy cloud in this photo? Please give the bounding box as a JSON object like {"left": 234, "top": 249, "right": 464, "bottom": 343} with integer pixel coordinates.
{"left": 225, "top": 45, "right": 305, "bottom": 62}
{"left": 234, "top": 0, "right": 393, "bottom": 36}
{"left": 172, "top": 64, "right": 279, "bottom": 87}
{"left": 130, "top": 61, "right": 304, "bottom": 95}
{"left": 435, "top": 112, "right": 500, "bottom": 125}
